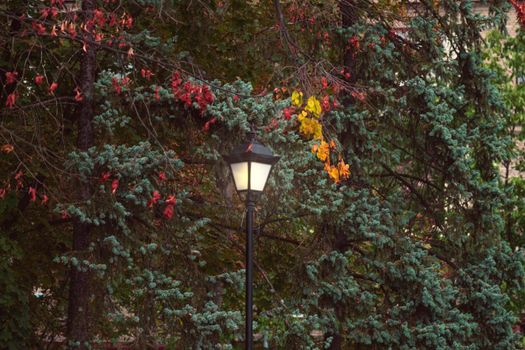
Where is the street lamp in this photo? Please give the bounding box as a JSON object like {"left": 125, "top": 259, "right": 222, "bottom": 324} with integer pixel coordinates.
{"left": 223, "top": 132, "right": 279, "bottom": 350}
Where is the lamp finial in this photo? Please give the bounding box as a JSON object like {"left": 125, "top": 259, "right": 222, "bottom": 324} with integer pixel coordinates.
{"left": 247, "top": 126, "right": 257, "bottom": 143}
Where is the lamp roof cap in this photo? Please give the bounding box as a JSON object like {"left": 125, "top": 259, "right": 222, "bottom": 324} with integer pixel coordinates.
{"left": 223, "top": 132, "right": 280, "bottom": 164}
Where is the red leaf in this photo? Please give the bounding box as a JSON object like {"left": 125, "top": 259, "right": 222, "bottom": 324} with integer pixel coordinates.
{"left": 28, "top": 187, "right": 37, "bottom": 202}
{"left": 154, "top": 86, "right": 160, "bottom": 101}
{"left": 349, "top": 35, "right": 360, "bottom": 50}
{"left": 265, "top": 118, "right": 278, "bottom": 132}
{"left": 94, "top": 9, "right": 105, "bottom": 27}
{"left": 74, "top": 87, "right": 83, "bottom": 102}
{"left": 5, "top": 71, "right": 18, "bottom": 85}
{"left": 510, "top": 0, "right": 525, "bottom": 27}
{"left": 163, "top": 204, "right": 174, "bottom": 220}
{"left": 321, "top": 77, "right": 328, "bottom": 89}
{"left": 32, "top": 21, "right": 46, "bottom": 35}
{"left": 283, "top": 108, "right": 292, "bottom": 120}
{"left": 0, "top": 188, "right": 6, "bottom": 199}
{"left": 141, "top": 68, "right": 154, "bottom": 80}
{"left": 322, "top": 95, "right": 331, "bottom": 112}
{"left": 112, "top": 77, "right": 121, "bottom": 94}
{"left": 40, "top": 8, "right": 50, "bottom": 19}
{"left": 67, "top": 23, "right": 77, "bottom": 38}
{"left": 158, "top": 172, "right": 167, "bottom": 181}
{"left": 202, "top": 117, "right": 217, "bottom": 132}
{"left": 180, "top": 92, "right": 191, "bottom": 106}
{"left": 165, "top": 195, "right": 176, "bottom": 205}
{"left": 171, "top": 71, "right": 182, "bottom": 92}
{"left": 49, "top": 82, "right": 58, "bottom": 94}
{"left": 35, "top": 75, "right": 44, "bottom": 85}
{"left": 111, "top": 179, "right": 119, "bottom": 194}
{"left": 108, "top": 14, "right": 117, "bottom": 27}
{"left": 5, "top": 93, "right": 16, "bottom": 109}
{"left": 351, "top": 90, "right": 366, "bottom": 102}
{"left": 100, "top": 171, "right": 111, "bottom": 182}
{"left": 204, "top": 85, "right": 214, "bottom": 103}
{"left": 121, "top": 13, "right": 133, "bottom": 29}
{"left": 42, "top": 194, "right": 49, "bottom": 205}
{"left": 147, "top": 190, "right": 161, "bottom": 208}
{"left": 94, "top": 32, "right": 104, "bottom": 42}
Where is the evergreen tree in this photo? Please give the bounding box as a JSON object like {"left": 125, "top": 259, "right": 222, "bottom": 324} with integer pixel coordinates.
{"left": 0, "top": 0, "right": 523, "bottom": 349}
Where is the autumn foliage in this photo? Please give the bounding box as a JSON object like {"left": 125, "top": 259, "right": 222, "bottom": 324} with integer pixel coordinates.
{"left": 0, "top": 0, "right": 524, "bottom": 349}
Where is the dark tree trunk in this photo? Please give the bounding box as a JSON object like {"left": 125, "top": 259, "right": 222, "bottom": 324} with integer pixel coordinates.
{"left": 324, "top": 223, "right": 347, "bottom": 350}
{"left": 341, "top": 0, "right": 358, "bottom": 85}
{"left": 1, "top": 6, "right": 23, "bottom": 105}
{"left": 324, "top": 2, "right": 361, "bottom": 349}
{"left": 66, "top": 1, "right": 97, "bottom": 348}
{"left": 340, "top": 0, "right": 367, "bottom": 186}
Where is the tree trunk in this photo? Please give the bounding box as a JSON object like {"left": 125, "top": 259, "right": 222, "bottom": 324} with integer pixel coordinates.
{"left": 66, "top": 1, "right": 97, "bottom": 348}
{"left": 1, "top": 5, "right": 23, "bottom": 105}
{"left": 324, "top": 2, "right": 361, "bottom": 349}
{"left": 341, "top": 0, "right": 358, "bottom": 85}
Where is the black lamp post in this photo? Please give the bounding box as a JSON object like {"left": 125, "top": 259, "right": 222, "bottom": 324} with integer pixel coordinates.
{"left": 223, "top": 132, "right": 279, "bottom": 350}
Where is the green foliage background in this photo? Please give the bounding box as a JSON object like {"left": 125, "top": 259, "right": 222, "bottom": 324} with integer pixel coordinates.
{"left": 0, "top": 0, "right": 524, "bottom": 349}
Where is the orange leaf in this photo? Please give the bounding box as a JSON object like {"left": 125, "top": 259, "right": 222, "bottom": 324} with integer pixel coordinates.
{"left": 1, "top": 144, "right": 14, "bottom": 153}
{"left": 74, "top": 87, "right": 83, "bottom": 102}
{"left": 338, "top": 159, "right": 350, "bottom": 179}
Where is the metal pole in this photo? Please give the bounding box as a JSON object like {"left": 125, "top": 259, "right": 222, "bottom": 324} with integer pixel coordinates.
{"left": 245, "top": 192, "right": 255, "bottom": 350}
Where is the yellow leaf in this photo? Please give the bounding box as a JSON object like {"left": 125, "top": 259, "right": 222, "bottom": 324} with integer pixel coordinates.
{"left": 313, "top": 123, "right": 323, "bottom": 140}
{"left": 299, "top": 117, "right": 322, "bottom": 140}
{"left": 316, "top": 141, "right": 330, "bottom": 162}
{"left": 298, "top": 110, "right": 308, "bottom": 122}
{"left": 327, "top": 165, "right": 340, "bottom": 183}
{"left": 305, "top": 96, "right": 322, "bottom": 118}
{"left": 291, "top": 90, "right": 303, "bottom": 107}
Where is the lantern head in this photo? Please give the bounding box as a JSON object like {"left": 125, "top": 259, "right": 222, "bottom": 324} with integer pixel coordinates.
{"left": 223, "top": 133, "right": 280, "bottom": 195}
